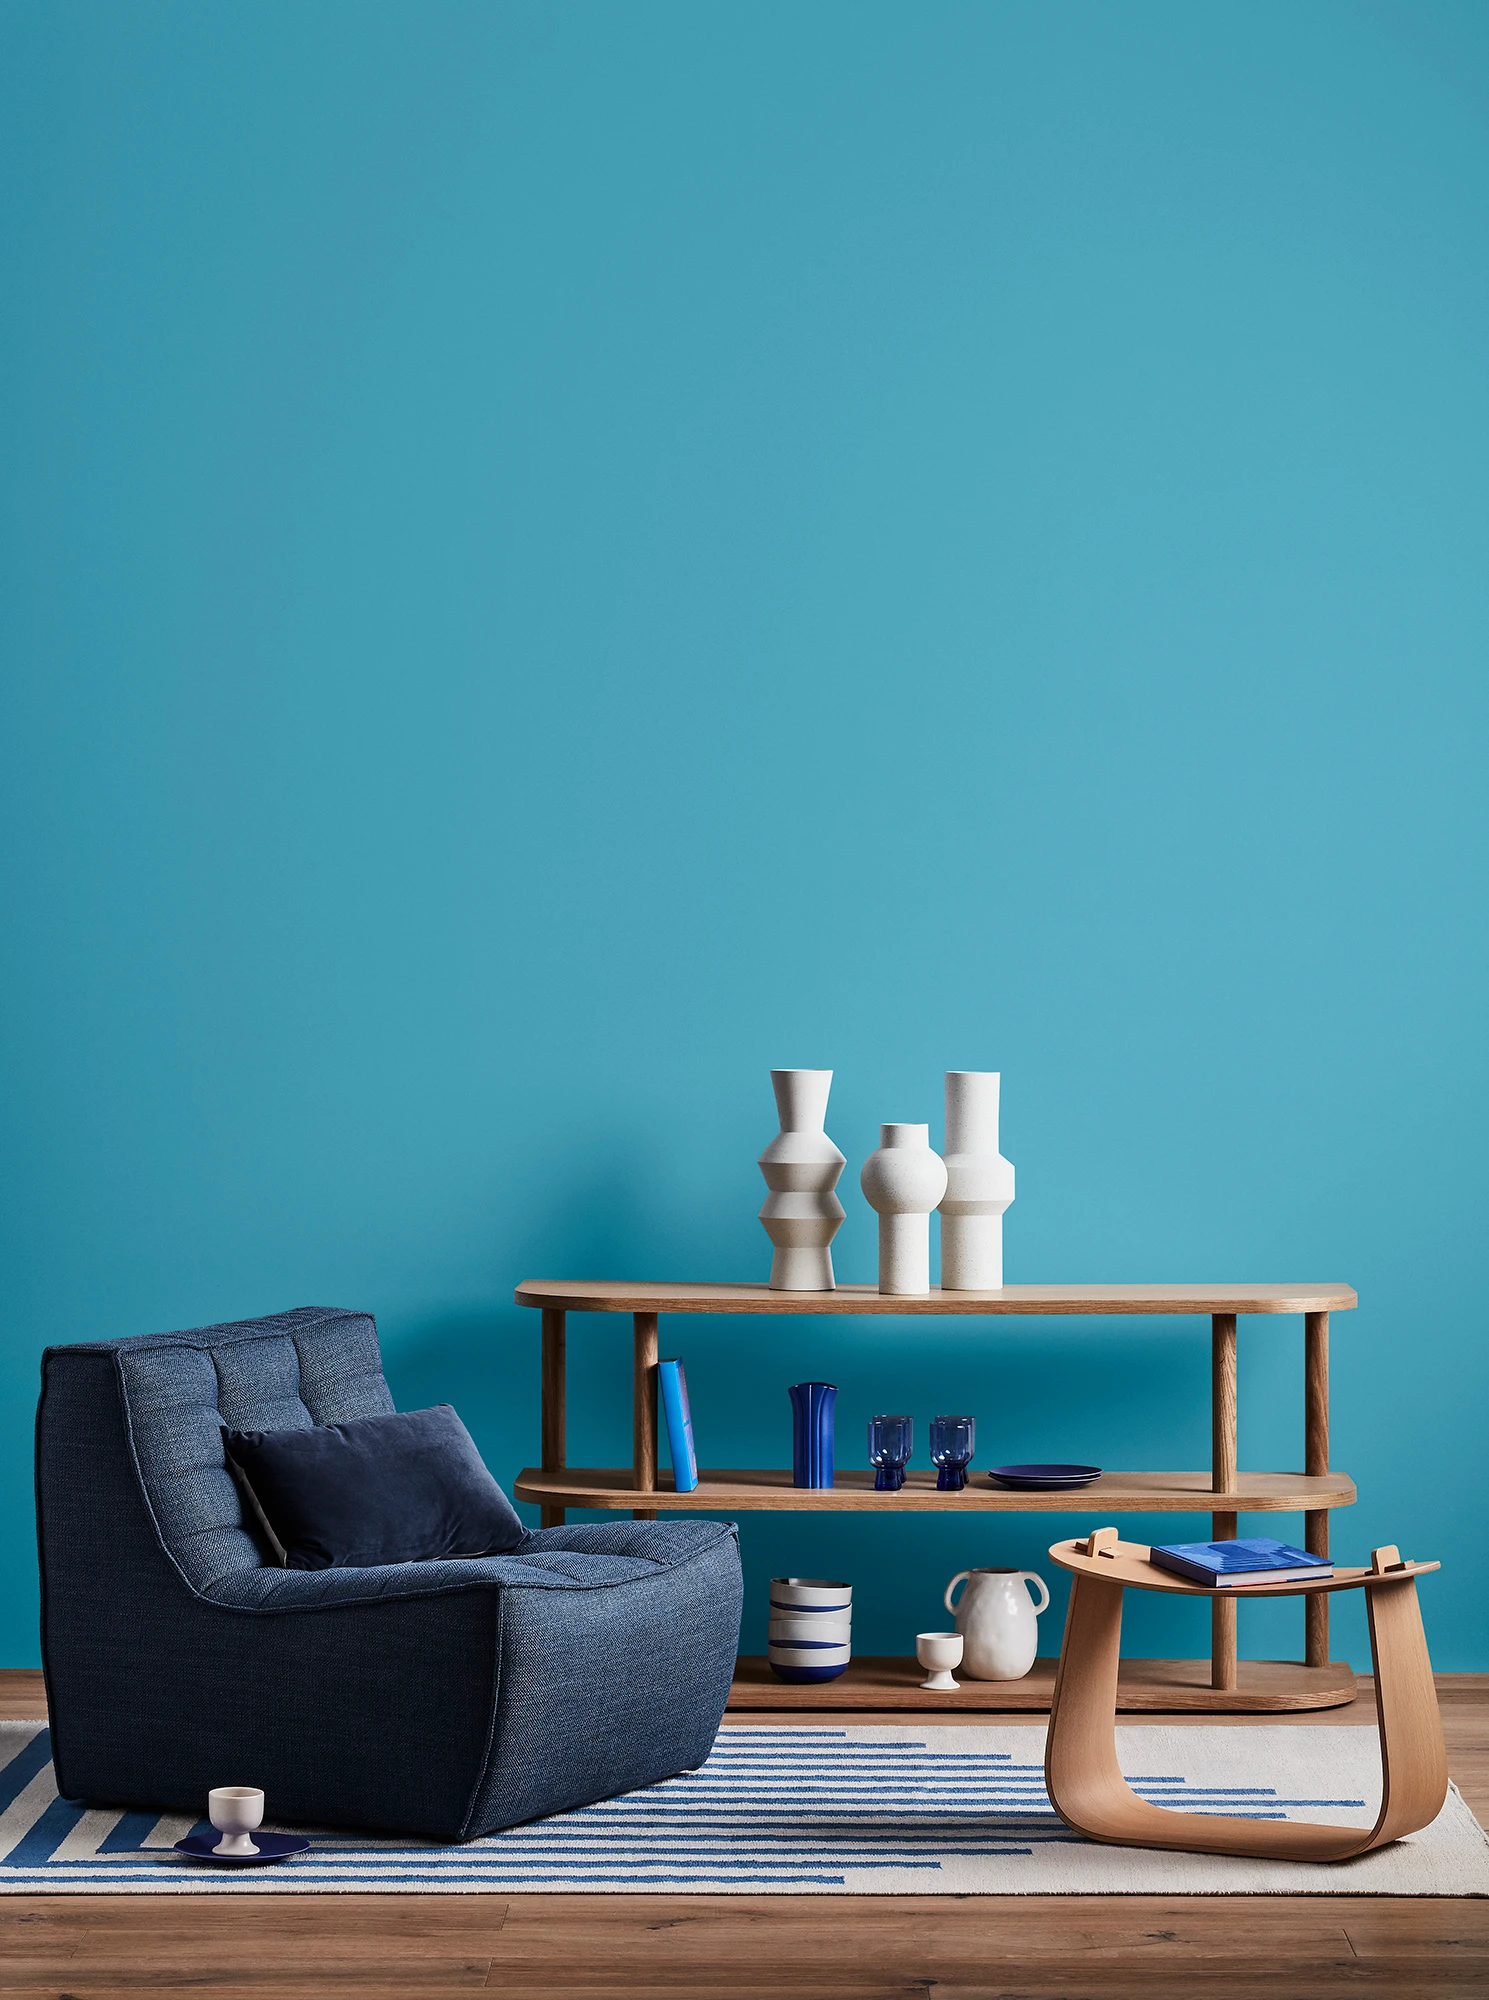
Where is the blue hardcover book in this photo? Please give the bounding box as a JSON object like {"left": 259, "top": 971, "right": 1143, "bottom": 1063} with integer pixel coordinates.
{"left": 1150, "top": 1537, "right": 1332, "bottom": 1588}
{"left": 658, "top": 1358, "right": 699, "bottom": 1493}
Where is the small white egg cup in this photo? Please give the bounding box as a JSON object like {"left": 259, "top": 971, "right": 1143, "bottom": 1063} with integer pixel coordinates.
{"left": 916, "top": 1630, "right": 964, "bottom": 1690}
{"left": 209, "top": 1786, "right": 265, "bottom": 1857}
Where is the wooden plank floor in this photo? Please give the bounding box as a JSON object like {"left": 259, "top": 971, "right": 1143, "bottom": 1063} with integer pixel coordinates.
{"left": 3, "top": 1669, "right": 1487, "bottom": 1998}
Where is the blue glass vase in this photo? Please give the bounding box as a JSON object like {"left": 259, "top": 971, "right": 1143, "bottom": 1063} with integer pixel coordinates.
{"left": 789, "top": 1381, "right": 837, "bottom": 1488}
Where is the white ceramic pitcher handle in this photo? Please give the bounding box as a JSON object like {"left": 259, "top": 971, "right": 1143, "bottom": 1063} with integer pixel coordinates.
{"left": 1020, "top": 1571, "right": 1051, "bottom": 1615}
{"left": 944, "top": 1570, "right": 971, "bottom": 1615}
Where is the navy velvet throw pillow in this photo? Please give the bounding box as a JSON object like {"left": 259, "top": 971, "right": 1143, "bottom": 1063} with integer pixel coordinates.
{"left": 222, "top": 1405, "right": 525, "bottom": 1570}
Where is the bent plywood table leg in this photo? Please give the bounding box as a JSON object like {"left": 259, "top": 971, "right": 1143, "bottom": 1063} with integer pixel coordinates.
{"left": 1045, "top": 1534, "right": 1448, "bottom": 1862}
{"left": 1364, "top": 1548, "right": 1451, "bottom": 1848}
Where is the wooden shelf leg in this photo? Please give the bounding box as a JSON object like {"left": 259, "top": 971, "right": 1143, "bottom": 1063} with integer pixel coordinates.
{"left": 539, "top": 1308, "right": 566, "bottom": 1530}
{"left": 1305, "top": 1310, "right": 1329, "bottom": 1669}
{"left": 1211, "top": 1312, "right": 1238, "bottom": 1692}
{"left": 632, "top": 1311, "right": 659, "bottom": 1522}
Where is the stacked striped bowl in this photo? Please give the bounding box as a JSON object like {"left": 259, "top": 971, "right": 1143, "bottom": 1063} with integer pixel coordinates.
{"left": 767, "top": 1575, "right": 852, "bottom": 1682}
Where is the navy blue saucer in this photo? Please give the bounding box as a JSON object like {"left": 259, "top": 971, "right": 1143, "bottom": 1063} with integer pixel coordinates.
{"left": 174, "top": 1831, "right": 311, "bottom": 1865}
{"left": 987, "top": 1463, "right": 1102, "bottom": 1490}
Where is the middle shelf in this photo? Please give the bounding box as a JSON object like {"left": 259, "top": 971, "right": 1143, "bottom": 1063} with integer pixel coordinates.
{"left": 513, "top": 1466, "right": 1358, "bottom": 1513}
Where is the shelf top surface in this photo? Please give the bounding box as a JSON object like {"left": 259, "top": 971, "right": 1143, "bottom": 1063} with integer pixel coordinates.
{"left": 513, "top": 1467, "right": 1358, "bottom": 1513}
{"left": 1048, "top": 1535, "right": 1437, "bottom": 1596}
{"left": 516, "top": 1279, "right": 1357, "bottom": 1316}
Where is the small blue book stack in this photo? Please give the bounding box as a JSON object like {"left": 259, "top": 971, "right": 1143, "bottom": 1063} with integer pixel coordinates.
{"left": 658, "top": 1358, "right": 699, "bottom": 1493}
{"left": 1149, "top": 1537, "right": 1333, "bottom": 1588}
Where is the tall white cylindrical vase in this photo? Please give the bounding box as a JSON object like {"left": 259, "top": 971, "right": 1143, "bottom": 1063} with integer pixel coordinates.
{"left": 860, "top": 1123, "right": 948, "bottom": 1295}
{"left": 758, "top": 1070, "right": 846, "bottom": 1291}
{"left": 939, "top": 1071, "right": 1015, "bottom": 1290}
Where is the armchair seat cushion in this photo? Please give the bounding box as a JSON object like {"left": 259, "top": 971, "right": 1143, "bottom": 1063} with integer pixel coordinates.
{"left": 201, "top": 1517, "right": 732, "bottom": 1611}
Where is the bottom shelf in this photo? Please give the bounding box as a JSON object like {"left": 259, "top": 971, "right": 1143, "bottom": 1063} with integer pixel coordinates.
{"left": 727, "top": 1654, "right": 1358, "bottom": 1714}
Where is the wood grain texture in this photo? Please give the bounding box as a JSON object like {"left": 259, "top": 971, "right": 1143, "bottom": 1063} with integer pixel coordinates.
{"left": 631, "top": 1311, "right": 658, "bottom": 1520}
{"left": 2, "top": 1891, "right": 1488, "bottom": 2000}
{"left": 1305, "top": 1310, "right": 1331, "bottom": 1669}
{"left": 516, "top": 1279, "right": 1359, "bottom": 1315}
{"left": 0, "top": 1672, "right": 1486, "bottom": 1998}
{"left": 513, "top": 1465, "right": 1358, "bottom": 1512}
{"left": 1210, "top": 1572, "right": 1238, "bottom": 1692}
{"left": 1366, "top": 1569, "right": 1453, "bottom": 1846}
{"left": 1210, "top": 1312, "right": 1240, "bottom": 1693}
{"left": 540, "top": 1308, "right": 566, "bottom": 1531}
{"left": 1211, "top": 1314, "right": 1238, "bottom": 1493}
{"left": 727, "top": 1653, "right": 1358, "bottom": 1712}
{"left": 0, "top": 1667, "right": 46, "bottom": 1719}
{"left": 1305, "top": 1312, "right": 1330, "bottom": 1474}
{"left": 1048, "top": 1534, "right": 1440, "bottom": 1598}
{"left": 1045, "top": 1563, "right": 1448, "bottom": 1862}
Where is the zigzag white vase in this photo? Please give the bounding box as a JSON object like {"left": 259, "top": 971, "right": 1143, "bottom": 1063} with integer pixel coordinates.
{"left": 758, "top": 1069, "right": 845, "bottom": 1292}
{"left": 939, "top": 1071, "right": 1015, "bottom": 1290}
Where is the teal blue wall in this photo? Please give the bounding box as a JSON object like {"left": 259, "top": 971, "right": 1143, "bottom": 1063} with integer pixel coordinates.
{"left": 3, "top": 2, "right": 1486, "bottom": 1673}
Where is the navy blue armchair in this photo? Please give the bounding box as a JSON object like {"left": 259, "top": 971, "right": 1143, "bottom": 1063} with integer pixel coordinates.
{"left": 35, "top": 1307, "right": 742, "bottom": 1840}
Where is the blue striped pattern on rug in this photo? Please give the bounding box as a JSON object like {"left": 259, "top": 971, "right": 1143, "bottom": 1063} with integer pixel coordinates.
{"left": 0, "top": 1723, "right": 1368, "bottom": 1893}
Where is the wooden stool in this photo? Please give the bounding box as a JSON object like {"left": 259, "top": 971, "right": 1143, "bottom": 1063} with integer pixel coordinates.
{"left": 1044, "top": 1529, "right": 1447, "bottom": 1861}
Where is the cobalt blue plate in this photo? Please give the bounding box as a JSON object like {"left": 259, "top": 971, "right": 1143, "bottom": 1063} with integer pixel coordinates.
{"left": 986, "top": 1463, "right": 1102, "bottom": 1490}
{"left": 174, "top": 1831, "right": 311, "bottom": 1865}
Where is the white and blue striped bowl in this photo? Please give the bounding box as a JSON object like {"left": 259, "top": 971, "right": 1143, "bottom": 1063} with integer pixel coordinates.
{"left": 767, "top": 1642, "right": 852, "bottom": 1672}
{"left": 768, "top": 1614, "right": 851, "bottom": 1645}
{"left": 768, "top": 1576, "right": 852, "bottom": 1682}
{"left": 769, "top": 1576, "right": 852, "bottom": 1612}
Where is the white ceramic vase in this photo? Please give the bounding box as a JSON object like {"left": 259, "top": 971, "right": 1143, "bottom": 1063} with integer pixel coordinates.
{"left": 943, "top": 1567, "right": 1051, "bottom": 1680}
{"left": 859, "top": 1123, "right": 948, "bottom": 1295}
{"left": 939, "top": 1071, "right": 1015, "bottom": 1290}
{"left": 758, "top": 1070, "right": 846, "bottom": 1291}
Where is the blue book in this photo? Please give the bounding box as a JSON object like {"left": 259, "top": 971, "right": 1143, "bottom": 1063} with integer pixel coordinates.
{"left": 1150, "top": 1537, "right": 1332, "bottom": 1588}
{"left": 658, "top": 1358, "right": 699, "bottom": 1493}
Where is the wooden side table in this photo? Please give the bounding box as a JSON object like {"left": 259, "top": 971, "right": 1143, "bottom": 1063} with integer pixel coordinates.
{"left": 1045, "top": 1528, "right": 1447, "bottom": 1860}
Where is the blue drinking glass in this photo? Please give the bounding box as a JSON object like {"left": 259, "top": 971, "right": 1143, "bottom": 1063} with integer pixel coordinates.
{"left": 930, "top": 1414, "right": 976, "bottom": 1490}
{"left": 868, "top": 1414, "right": 913, "bottom": 1491}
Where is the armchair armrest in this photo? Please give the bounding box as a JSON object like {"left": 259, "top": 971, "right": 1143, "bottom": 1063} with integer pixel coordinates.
{"left": 518, "top": 1518, "right": 735, "bottom": 1562}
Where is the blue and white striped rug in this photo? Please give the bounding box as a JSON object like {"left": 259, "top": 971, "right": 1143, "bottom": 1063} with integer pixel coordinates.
{"left": 3, "top": 1722, "right": 1485, "bottom": 1894}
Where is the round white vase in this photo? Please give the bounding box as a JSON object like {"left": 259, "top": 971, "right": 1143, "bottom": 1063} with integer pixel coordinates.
{"left": 859, "top": 1123, "right": 948, "bottom": 1295}
{"left": 758, "top": 1070, "right": 846, "bottom": 1291}
{"left": 943, "top": 1567, "right": 1050, "bottom": 1680}
{"left": 939, "top": 1071, "right": 1015, "bottom": 1290}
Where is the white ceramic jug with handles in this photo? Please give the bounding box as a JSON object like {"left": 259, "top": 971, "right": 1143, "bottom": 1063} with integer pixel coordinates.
{"left": 943, "top": 1566, "right": 1051, "bottom": 1680}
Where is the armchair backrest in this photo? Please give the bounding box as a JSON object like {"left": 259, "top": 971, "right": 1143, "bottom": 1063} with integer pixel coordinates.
{"left": 38, "top": 1307, "right": 394, "bottom": 1594}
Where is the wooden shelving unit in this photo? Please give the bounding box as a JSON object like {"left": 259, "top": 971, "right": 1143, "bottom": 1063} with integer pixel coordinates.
{"left": 513, "top": 1278, "right": 1358, "bottom": 1714}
